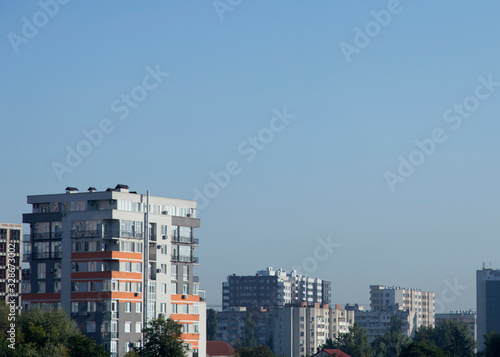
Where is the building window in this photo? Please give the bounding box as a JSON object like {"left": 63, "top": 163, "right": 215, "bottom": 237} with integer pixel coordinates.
{"left": 37, "top": 263, "right": 46, "bottom": 279}
{"left": 193, "top": 322, "right": 199, "bottom": 333}
{"left": 125, "top": 261, "right": 132, "bottom": 272}
{"left": 161, "top": 264, "right": 167, "bottom": 274}
{"left": 171, "top": 283, "right": 177, "bottom": 295}
{"left": 183, "top": 304, "right": 189, "bottom": 314}
{"left": 125, "top": 302, "right": 131, "bottom": 313}
{"left": 54, "top": 262, "right": 62, "bottom": 278}
{"left": 183, "top": 266, "right": 189, "bottom": 281}
{"left": 193, "top": 284, "right": 199, "bottom": 295}
{"left": 88, "top": 261, "right": 97, "bottom": 272}
{"left": 71, "top": 302, "right": 79, "bottom": 313}
{"left": 136, "top": 263, "right": 142, "bottom": 273}
{"left": 54, "top": 281, "right": 61, "bottom": 293}
{"left": 88, "top": 282, "right": 97, "bottom": 292}
{"left": 171, "top": 304, "right": 178, "bottom": 314}
{"left": 136, "top": 302, "right": 142, "bottom": 313}
{"left": 110, "top": 341, "right": 117, "bottom": 353}
{"left": 88, "top": 302, "right": 96, "bottom": 312}
{"left": 87, "top": 322, "right": 96, "bottom": 333}
{"left": 161, "top": 303, "right": 167, "bottom": 314}
{"left": 37, "top": 282, "right": 45, "bottom": 293}
{"left": 135, "top": 322, "right": 142, "bottom": 333}
{"left": 71, "top": 282, "right": 79, "bottom": 292}
{"left": 161, "top": 284, "right": 167, "bottom": 294}
{"left": 183, "top": 284, "right": 189, "bottom": 295}
{"left": 193, "top": 303, "right": 199, "bottom": 314}
{"left": 125, "top": 322, "right": 131, "bottom": 333}
{"left": 171, "top": 265, "right": 177, "bottom": 280}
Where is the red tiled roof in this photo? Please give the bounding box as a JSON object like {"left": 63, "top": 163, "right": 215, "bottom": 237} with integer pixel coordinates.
{"left": 207, "top": 341, "right": 237, "bottom": 356}
{"left": 322, "top": 349, "right": 352, "bottom": 357}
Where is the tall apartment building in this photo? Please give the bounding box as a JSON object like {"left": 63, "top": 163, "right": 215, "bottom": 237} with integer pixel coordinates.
{"left": 223, "top": 267, "right": 331, "bottom": 309}
{"left": 22, "top": 185, "right": 205, "bottom": 357}
{"left": 435, "top": 311, "right": 476, "bottom": 342}
{"left": 477, "top": 268, "right": 500, "bottom": 349}
{"left": 0, "top": 223, "right": 22, "bottom": 309}
{"left": 370, "top": 285, "right": 435, "bottom": 329}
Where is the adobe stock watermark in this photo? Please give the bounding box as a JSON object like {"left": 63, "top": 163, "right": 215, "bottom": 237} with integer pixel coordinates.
{"left": 434, "top": 277, "right": 467, "bottom": 314}
{"left": 385, "top": 74, "right": 500, "bottom": 192}
{"left": 193, "top": 106, "right": 295, "bottom": 210}
{"left": 291, "top": 235, "right": 340, "bottom": 275}
{"left": 339, "top": 0, "right": 409, "bottom": 64}
{"left": 213, "top": 0, "right": 243, "bottom": 21}
{"left": 7, "top": 0, "right": 70, "bottom": 54}
{"left": 51, "top": 64, "right": 169, "bottom": 182}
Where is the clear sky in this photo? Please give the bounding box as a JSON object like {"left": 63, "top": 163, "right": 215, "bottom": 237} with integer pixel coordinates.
{"left": 2, "top": 1, "right": 500, "bottom": 312}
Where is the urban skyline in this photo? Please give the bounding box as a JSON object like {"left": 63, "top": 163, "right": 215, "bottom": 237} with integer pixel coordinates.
{"left": 4, "top": 0, "right": 500, "bottom": 325}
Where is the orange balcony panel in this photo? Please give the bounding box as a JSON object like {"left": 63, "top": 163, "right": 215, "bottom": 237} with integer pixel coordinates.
{"left": 170, "top": 314, "right": 200, "bottom": 321}
{"left": 171, "top": 294, "right": 200, "bottom": 302}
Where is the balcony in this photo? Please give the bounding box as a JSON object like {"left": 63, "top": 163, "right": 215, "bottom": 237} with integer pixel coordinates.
{"left": 171, "top": 255, "right": 199, "bottom": 264}
{"left": 101, "top": 332, "right": 118, "bottom": 339}
{"left": 30, "top": 251, "right": 63, "bottom": 260}
{"left": 103, "top": 231, "right": 143, "bottom": 239}
{"left": 71, "top": 230, "right": 102, "bottom": 238}
{"left": 171, "top": 236, "right": 199, "bottom": 245}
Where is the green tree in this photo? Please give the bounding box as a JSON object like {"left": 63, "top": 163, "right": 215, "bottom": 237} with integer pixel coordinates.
{"left": 413, "top": 319, "right": 474, "bottom": 357}
{"left": 482, "top": 331, "right": 500, "bottom": 357}
{"left": 0, "top": 305, "right": 108, "bottom": 357}
{"left": 323, "top": 323, "right": 371, "bottom": 357}
{"left": 135, "top": 316, "right": 187, "bottom": 357}
{"left": 371, "top": 315, "right": 411, "bottom": 357}
{"left": 241, "top": 313, "right": 257, "bottom": 349}
{"left": 399, "top": 342, "right": 449, "bottom": 357}
{"left": 238, "top": 345, "right": 275, "bottom": 357}
{"left": 207, "top": 308, "right": 218, "bottom": 341}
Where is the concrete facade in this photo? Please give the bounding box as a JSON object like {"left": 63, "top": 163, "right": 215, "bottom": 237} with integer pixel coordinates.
{"left": 22, "top": 185, "right": 205, "bottom": 357}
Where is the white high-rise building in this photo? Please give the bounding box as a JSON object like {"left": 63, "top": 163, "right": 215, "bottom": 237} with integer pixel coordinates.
{"left": 22, "top": 185, "right": 205, "bottom": 357}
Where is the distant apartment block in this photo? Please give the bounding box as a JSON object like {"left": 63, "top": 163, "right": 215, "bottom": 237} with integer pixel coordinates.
{"left": 216, "top": 303, "right": 354, "bottom": 357}
{"left": 222, "top": 267, "right": 331, "bottom": 309}
{"left": 22, "top": 185, "right": 205, "bottom": 357}
{"left": 435, "top": 311, "right": 476, "bottom": 341}
{"left": 355, "top": 308, "right": 413, "bottom": 342}
{"left": 216, "top": 306, "right": 275, "bottom": 347}
{"left": 370, "top": 285, "right": 435, "bottom": 328}
{"left": 477, "top": 268, "right": 500, "bottom": 349}
{"left": 0, "top": 223, "right": 22, "bottom": 309}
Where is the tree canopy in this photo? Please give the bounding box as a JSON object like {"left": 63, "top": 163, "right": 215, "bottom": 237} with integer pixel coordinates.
{"left": 0, "top": 305, "right": 108, "bottom": 357}
{"left": 134, "top": 316, "right": 187, "bottom": 357}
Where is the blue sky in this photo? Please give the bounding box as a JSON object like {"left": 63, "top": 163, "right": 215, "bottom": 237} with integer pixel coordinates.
{"left": 2, "top": 1, "right": 500, "bottom": 311}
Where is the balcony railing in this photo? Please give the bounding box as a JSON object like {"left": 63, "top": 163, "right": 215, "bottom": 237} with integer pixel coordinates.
{"left": 71, "top": 230, "right": 101, "bottom": 238}
{"left": 171, "top": 236, "right": 199, "bottom": 245}
{"left": 103, "top": 231, "right": 143, "bottom": 239}
{"left": 101, "top": 332, "right": 118, "bottom": 339}
{"left": 29, "top": 251, "right": 63, "bottom": 260}
{"left": 171, "top": 255, "right": 199, "bottom": 264}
